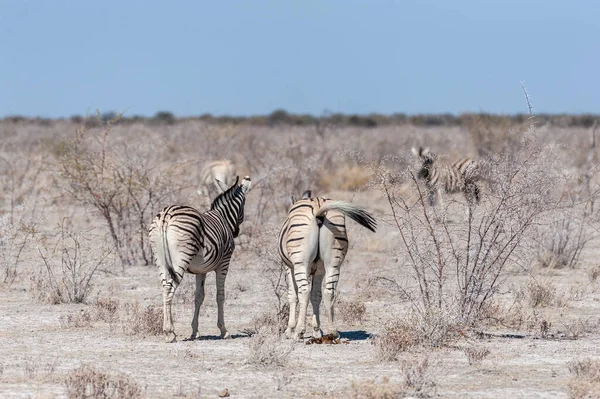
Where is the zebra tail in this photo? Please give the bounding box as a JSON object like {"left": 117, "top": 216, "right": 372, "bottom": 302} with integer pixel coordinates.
{"left": 315, "top": 201, "right": 377, "bottom": 233}
{"left": 159, "top": 220, "right": 180, "bottom": 285}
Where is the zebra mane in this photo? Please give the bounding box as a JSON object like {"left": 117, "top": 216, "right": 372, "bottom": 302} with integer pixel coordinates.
{"left": 210, "top": 176, "right": 242, "bottom": 211}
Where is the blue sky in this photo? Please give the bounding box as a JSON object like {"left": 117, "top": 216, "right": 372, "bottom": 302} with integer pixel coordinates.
{"left": 1, "top": 0, "right": 598, "bottom": 118}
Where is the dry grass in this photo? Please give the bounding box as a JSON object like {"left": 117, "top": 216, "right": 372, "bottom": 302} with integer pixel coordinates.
{"left": 567, "top": 358, "right": 600, "bottom": 399}
{"left": 337, "top": 297, "right": 367, "bottom": 325}
{"left": 373, "top": 320, "right": 421, "bottom": 362}
{"left": 65, "top": 364, "right": 142, "bottom": 399}
{"left": 120, "top": 301, "right": 162, "bottom": 336}
{"left": 463, "top": 345, "right": 491, "bottom": 366}
{"left": 245, "top": 326, "right": 294, "bottom": 367}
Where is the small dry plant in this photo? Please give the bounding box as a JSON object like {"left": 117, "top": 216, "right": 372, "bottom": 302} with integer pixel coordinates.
{"left": 349, "top": 355, "right": 435, "bottom": 398}
{"left": 245, "top": 325, "right": 294, "bottom": 367}
{"left": 373, "top": 320, "right": 421, "bottom": 362}
{"left": 567, "top": 358, "right": 600, "bottom": 399}
{"left": 349, "top": 376, "right": 403, "bottom": 399}
{"left": 463, "top": 345, "right": 491, "bottom": 366}
{"left": 0, "top": 201, "right": 38, "bottom": 284}
{"left": 337, "top": 297, "right": 368, "bottom": 326}
{"left": 400, "top": 355, "right": 435, "bottom": 397}
{"left": 526, "top": 280, "right": 557, "bottom": 308}
{"left": 65, "top": 364, "right": 142, "bottom": 399}
{"left": 33, "top": 223, "right": 115, "bottom": 304}
{"left": 59, "top": 309, "right": 93, "bottom": 329}
{"left": 120, "top": 301, "right": 162, "bottom": 336}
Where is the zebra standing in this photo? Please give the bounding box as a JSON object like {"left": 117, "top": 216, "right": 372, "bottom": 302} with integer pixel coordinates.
{"left": 149, "top": 176, "right": 252, "bottom": 343}
{"left": 411, "top": 146, "right": 480, "bottom": 208}
{"left": 197, "top": 159, "right": 238, "bottom": 207}
{"left": 278, "top": 190, "right": 377, "bottom": 340}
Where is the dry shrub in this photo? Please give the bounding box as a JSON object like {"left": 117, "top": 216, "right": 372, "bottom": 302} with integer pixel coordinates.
{"left": 33, "top": 223, "right": 115, "bottom": 304}
{"left": 526, "top": 280, "right": 557, "bottom": 308}
{"left": 537, "top": 216, "right": 593, "bottom": 270}
{"left": 319, "top": 163, "right": 373, "bottom": 191}
{"left": 56, "top": 111, "right": 185, "bottom": 266}
{"left": 59, "top": 310, "right": 93, "bottom": 329}
{"left": 120, "top": 302, "right": 162, "bottom": 336}
{"left": 463, "top": 345, "right": 490, "bottom": 366}
{"left": 243, "top": 305, "right": 290, "bottom": 338}
{"left": 373, "top": 321, "right": 420, "bottom": 362}
{"left": 245, "top": 326, "right": 294, "bottom": 367}
{"left": 65, "top": 364, "right": 142, "bottom": 399}
{"left": 567, "top": 358, "right": 600, "bottom": 399}
{"left": 349, "top": 376, "right": 403, "bottom": 399}
{"left": 400, "top": 355, "right": 435, "bottom": 396}
{"left": 0, "top": 202, "right": 38, "bottom": 284}
{"left": 93, "top": 297, "right": 120, "bottom": 324}
{"left": 349, "top": 356, "right": 435, "bottom": 398}
{"left": 589, "top": 266, "right": 600, "bottom": 283}
{"left": 337, "top": 298, "right": 367, "bottom": 325}
{"left": 464, "top": 113, "right": 521, "bottom": 160}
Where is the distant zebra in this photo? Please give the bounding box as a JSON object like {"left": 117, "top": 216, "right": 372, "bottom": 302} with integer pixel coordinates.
{"left": 411, "top": 146, "right": 480, "bottom": 208}
{"left": 198, "top": 159, "right": 237, "bottom": 207}
{"left": 149, "top": 176, "right": 252, "bottom": 343}
{"left": 278, "top": 190, "right": 377, "bottom": 340}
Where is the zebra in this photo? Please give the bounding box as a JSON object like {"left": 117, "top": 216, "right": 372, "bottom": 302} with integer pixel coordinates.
{"left": 278, "top": 190, "right": 377, "bottom": 340}
{"left": 411, "top": 146, "right": 480, "bottom": 208}
{"left": 149, "top": 175, "right": 252, "bottom": 343}
{"left": 197, "top": 159, "right": 237, "bottom": 207}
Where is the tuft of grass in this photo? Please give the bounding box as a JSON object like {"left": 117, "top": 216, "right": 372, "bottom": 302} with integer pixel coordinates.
{"left": 373, "top": 321, "right": 420, "bottom": 362}
{"left": 567, "top": 358, "right": 600, "bottom": 399}
{"left": 464, "top": 345, "right": 491, "bottom": 366}
{"left": 245, "top": 326, "right": 294, "bottom": 367}
{"left": 65, "top": 364, "right": 142, "bottom": 399}
{"left": 337, "top": 298, "right": 367, "bottom": 326}
{"left": 318, "top": 163, "right": 373, "bottom": 191}
{"left": 526, "top": 280, "right": 556, "bottom": 308}
{"left": 120, "top": 302, "right": 162, "bottom": 336}
{"left": 59, "top": 310, "right": 93, "bottom": 329}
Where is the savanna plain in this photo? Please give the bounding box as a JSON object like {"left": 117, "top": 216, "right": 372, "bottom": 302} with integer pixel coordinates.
{"left": 2, "top": 114, "right": 600, "bottom": 398}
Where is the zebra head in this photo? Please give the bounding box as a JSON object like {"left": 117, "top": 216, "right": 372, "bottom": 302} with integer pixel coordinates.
{"left": 210, "top": 175, "right": 252, "bottom": 238}
{"left": 412, "top": 146, "right": 437, "bottom": 180}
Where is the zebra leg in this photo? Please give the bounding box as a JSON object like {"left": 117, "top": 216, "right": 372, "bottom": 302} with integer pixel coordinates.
{"left": 322, "top": 269, "right": 341, "bottom": 339}
{"left": 310, "top": 264, "right": 325, "bottom": 339}
{"left": 190, "top": 273, "right": 207, "bottom": 340}
{"left": 285, "top": 266, "right": 299, "bottom": 339}
{"left": 215, "top": 266, "right": 231, "bottom": 339}
{"left": 162, "top": 279, "right": 179, "bottom": 343}
{"left": 293, "top": 264, "right": 311, "bottom": 341}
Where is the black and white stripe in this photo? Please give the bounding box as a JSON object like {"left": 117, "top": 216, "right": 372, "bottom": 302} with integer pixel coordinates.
{"left": 278, "top": 190, "right": 377, "bottom": 340}
{"left": 412, "top": 146, "right": 480, "bottom": 207}
{"left": 149, "top": 175, "right": 251, "bottom": 343}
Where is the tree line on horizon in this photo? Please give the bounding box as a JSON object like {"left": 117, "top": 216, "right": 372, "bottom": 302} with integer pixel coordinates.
{"left": 2, "top": 109, "right": 598, "bottom": 128}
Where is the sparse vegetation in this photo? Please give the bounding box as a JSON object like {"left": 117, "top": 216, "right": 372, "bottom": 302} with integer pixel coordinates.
{"left": 2, "top": 108, "right": 600, "bottom": 397}
{"left": 65, "top": 364, "right": 142, "bottom": 399}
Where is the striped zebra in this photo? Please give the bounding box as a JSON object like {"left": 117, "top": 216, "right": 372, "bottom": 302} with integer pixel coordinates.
{"left": 411, "top": 146, "right": 480, "bottom": 208}
{"left": 278, "top": 190, "right": 377, "bottom": 340}
{"left": 197, "top": 159, "right": 237, "bottom": 207}
{"left": 149, "top": 175, "right": 252, "bottom": 343}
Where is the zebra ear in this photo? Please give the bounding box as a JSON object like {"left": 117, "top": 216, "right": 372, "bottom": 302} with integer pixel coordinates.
{"left": 240, "top": 176, "right": 251, "bottom": 193}
{"left": 302, "top": 190, "right": 312, "bottom": 199}
{"left": 215, "top": 178, "right": 230, "bottom": 193}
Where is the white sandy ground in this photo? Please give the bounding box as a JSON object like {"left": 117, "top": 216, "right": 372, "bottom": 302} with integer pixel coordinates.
{"left": 2, "top": 234, "right": 600, "bottom": 399}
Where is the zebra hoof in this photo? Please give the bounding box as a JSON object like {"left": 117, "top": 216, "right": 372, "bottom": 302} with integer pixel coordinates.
{"left": 164, "top": 332, "right": 177, "bottom": 343}
{"left": 221, "top": 331, "right": 231, "bottom": 339}
{"left": 312, "top": 329, "right": 323, "bottom": 339}
{"left": 292, "top": 331, "right": 305, "bottom": 341}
